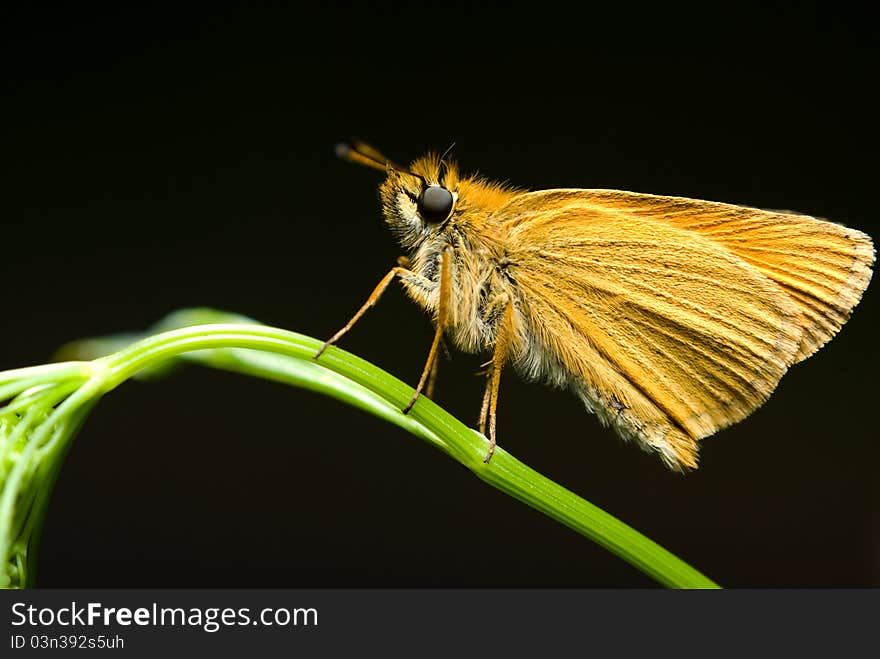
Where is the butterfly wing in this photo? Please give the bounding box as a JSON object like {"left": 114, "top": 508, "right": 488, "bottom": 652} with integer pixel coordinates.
{"left": 494, "top": 190, "right": 873, "bottom": 469}
{"left": 543, "top": 190, "right": 875, "bottom": 362}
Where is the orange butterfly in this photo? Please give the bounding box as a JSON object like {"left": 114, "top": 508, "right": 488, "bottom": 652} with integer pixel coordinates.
{"left": 317, "top": 141, "right": 874, "bottom": 470}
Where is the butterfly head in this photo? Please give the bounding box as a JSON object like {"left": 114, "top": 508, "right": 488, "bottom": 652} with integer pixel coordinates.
{"left": 336, "top": 141, "right": 461, "bottom": 250}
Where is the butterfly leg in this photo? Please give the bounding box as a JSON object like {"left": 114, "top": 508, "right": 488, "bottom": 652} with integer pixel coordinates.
{"left": 403, "top": 244, "right": 454, "bottom": 414}
{"left": 477, "top": 367, "right": 492, "bottom": 435}
{"left": 315, "top": 258, "right": 425, "bottom": 359}
{"left": 479, "top": 301, "right": 514, "bottom": 463}
{"left": 425, "top": 350, "right": 440, "bottom": 400}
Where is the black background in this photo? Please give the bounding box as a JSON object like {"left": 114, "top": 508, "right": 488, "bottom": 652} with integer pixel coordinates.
{"left": 2, "top": 4, "right": 877, "bottom": 587}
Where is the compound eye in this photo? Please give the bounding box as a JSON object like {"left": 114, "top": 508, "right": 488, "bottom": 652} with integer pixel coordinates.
{"left": 417, "top": 185, "right": 454, "bottom": 223}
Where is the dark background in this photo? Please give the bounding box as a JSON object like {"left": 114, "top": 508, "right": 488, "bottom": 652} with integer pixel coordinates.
{"left": 2, "top": 4, "right": 877, "bottom": 587}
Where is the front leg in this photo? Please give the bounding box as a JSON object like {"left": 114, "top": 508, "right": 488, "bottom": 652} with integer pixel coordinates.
{"left": 402, "top": 244, "right": 454, "bottom": 414}
{"left": 314, "top": 258, "right": 434, "bottom": 359}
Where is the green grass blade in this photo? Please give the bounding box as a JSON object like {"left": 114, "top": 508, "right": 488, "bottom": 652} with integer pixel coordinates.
{"left": 72, "top": 310, "right": 719, "bottom": 588}
{"left": 2, "top": 309, "right": 718, "bottom": 588}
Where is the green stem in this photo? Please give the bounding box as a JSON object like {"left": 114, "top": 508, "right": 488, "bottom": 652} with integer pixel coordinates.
{"left": 24, "top": 402, "right": 97, "bottom": 588}
{"left": 91, "top": 323, "right": 718, "bottom": 588}
{"left": 3, "top": 319, "right": 719, "bottom": 588}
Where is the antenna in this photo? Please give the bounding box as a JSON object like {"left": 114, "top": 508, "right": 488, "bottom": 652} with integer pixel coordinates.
{"left": 335, "top": 139, "right": 427, "bottom": 185}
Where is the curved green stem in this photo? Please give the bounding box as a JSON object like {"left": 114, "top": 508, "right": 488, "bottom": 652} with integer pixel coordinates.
{"left": 104, "top": 322, "right": 717, "bottom": 588}
{"left": 1, "top": 317, "right": 720, "bottom": 589}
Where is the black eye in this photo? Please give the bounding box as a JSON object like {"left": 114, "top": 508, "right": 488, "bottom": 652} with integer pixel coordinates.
{"left": 417, "top": 185, "right": 454, "bottom": 223}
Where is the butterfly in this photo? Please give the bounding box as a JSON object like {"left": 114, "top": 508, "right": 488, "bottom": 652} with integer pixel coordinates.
{"left": 316, "top": 140, "right": 874, "bottom": 470}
